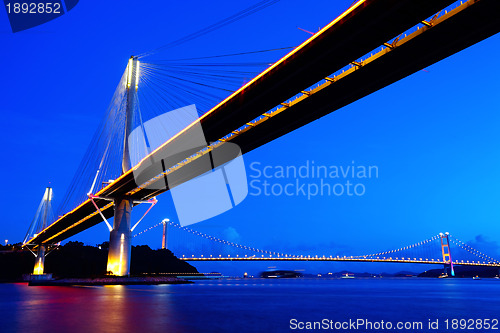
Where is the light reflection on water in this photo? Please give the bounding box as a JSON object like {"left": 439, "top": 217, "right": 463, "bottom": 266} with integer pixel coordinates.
{"left": 1, "top": 278, "right": 500, "bottom": 333}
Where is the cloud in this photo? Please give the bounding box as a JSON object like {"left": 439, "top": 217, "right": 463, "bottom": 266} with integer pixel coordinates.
{"left": 468, "top": 234, "right": 500, "bottom": 258}
{"left": 223, "top": 227, "right": 241, "bottom": 242}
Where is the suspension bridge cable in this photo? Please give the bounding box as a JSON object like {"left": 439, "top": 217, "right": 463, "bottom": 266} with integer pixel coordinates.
{"left": 56, "top": 70, "right": 129, "bottom": 217}
{"left": 355, "top": 235, "right": 441, "bottom": 259}
{"left": 449, "top": 235, "right": 500, "bottom": 263}
{"left": 156, "top": 47, "right": 294, "bottom": 62}
{"left": 137, "top": 0, "right": 282, "bottom": 58}
{"left": 134, "top": 220, "right": 289, "bottom": 257}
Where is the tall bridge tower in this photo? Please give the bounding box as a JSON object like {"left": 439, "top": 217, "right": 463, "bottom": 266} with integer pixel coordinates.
{"left": 106, "top": 56, "right": 139, "bottom": 276}
{"left": 31, "top": 187, "right": 53, "bottom": 276}
{"left": 440, "top": 232, "right": 455, "bottom": 277}
{"left": 161, "top": 219, "right": 169, "bottom": 250}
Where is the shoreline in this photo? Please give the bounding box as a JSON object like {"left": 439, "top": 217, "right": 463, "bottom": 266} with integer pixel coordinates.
{"left": 2, "top": 275, "right": 499, "bottom": 286}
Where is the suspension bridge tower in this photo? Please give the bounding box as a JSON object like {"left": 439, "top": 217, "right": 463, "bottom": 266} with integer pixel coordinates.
{"left": 161, "top": 219, "right": 169, "bottom": 250}
{"left": 440, "top": 232, "right": 455, "bottom": 277}
{"left": 29, "top": 187, "right": 53, "bottom": 277}
{"left": 106, "top": 56, "right": 140, "bottom": 276}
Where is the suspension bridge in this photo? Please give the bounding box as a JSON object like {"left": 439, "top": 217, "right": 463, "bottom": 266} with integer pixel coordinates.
{"left": 21, "top": 0, "right": 500, "bottom": 277}
{"left": 132, "top": 220, "right": 500, "bottom": 278}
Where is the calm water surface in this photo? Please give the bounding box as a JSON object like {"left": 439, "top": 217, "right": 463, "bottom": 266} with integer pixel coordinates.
{"left": 1, "top": 278, "right": 499, "bottom": 333}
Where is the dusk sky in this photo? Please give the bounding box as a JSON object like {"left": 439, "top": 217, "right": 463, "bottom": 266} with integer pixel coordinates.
{"left": 1, "top": 0, "right": 500, "bottom": 275}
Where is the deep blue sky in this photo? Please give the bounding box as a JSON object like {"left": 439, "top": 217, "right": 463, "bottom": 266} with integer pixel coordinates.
{"left": 1, "top": 0, "right": 500, "bottom": 275}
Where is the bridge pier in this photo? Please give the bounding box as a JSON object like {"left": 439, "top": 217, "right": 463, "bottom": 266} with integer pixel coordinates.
{"left": 30, "top": 244, "right": 53, "bottom": 281}
{"left": 106, "top": 198, "right": 132, "bottom": 276}
{"left": 105, "top": 56, "right": 138, "bottom": 276}
{"left": 33, "top": 245, "right": 46, "bottom": 275}
{"left": 29, "top": 187, "right": 52, "bottom": 277}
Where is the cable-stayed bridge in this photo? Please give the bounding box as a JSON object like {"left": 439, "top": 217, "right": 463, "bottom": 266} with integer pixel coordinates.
{"left": 22, "top": 0, "right": 500, "bottom": 276}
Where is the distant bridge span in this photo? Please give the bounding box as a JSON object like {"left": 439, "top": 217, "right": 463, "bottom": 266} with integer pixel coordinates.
{"left": 135, "top": 221, "right": 500, "bottom": 270}
{"left": 181, "top": 257, "right": 500, "bottom": 268}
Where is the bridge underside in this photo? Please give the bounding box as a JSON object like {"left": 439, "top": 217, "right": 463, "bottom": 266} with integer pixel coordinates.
{"left": 30, "top": 0, "right": 500, "bottom": 245}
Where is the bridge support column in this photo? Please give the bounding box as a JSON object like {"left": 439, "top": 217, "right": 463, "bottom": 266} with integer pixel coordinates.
{"left": 33, "top": 245, "right": 46, "bottom": 275}
{"left": 106, "top": 56, "right": 138, "bottom": 276}
{"left": 107, "top": 198, "right": 132, "bottom": 276}
{"left": 30, "top": 187, "right": 52, "bottom": 277}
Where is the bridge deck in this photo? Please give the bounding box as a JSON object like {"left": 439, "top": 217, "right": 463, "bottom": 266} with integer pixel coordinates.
{"left": 181, "top": 257, "right": 500, "bottom": 267}
{"left": 30, "top": 0, "right": 500, "bottom": 245}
